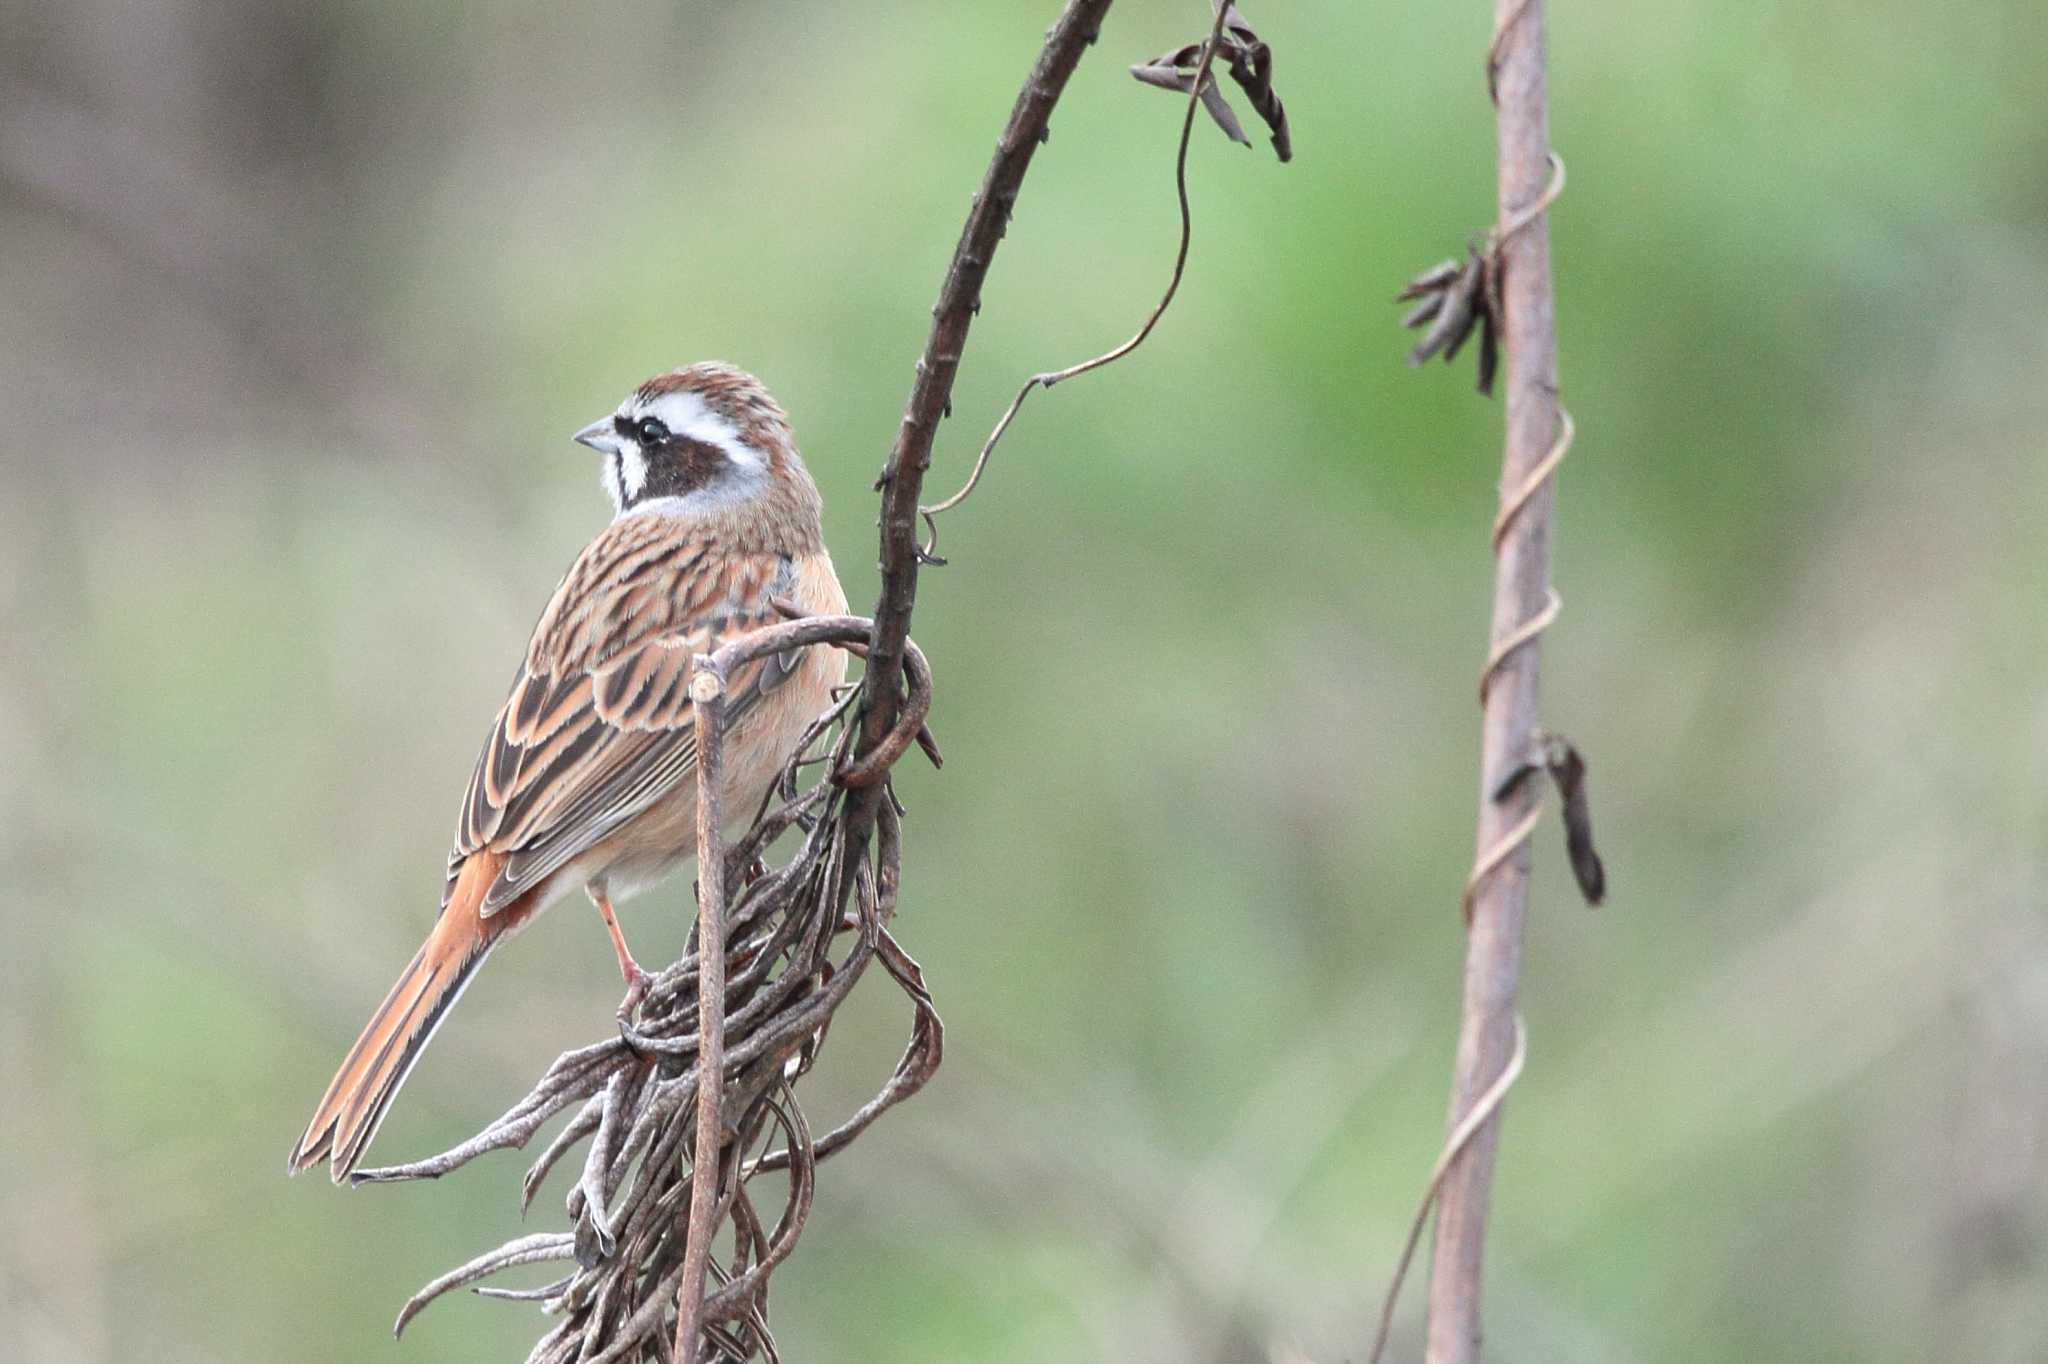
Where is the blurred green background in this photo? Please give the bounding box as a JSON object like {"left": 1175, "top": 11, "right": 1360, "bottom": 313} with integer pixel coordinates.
{"left": 5, "top": 1, "right": 2046, "bottom": 1360}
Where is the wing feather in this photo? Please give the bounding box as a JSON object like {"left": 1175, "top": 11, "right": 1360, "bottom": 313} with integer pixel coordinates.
{"left": 446, "top": 517, "right": 800, "bottom": 915}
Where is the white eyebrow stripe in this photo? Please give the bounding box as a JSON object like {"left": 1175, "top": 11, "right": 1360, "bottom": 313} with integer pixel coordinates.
{"left": 633, "top": 390, "right": 764, "bottom": 471}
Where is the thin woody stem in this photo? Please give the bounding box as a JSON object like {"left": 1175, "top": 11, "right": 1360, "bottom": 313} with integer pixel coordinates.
{"left": 676, "top": 659, "right": 731, "bottom": 1364}
{"left": 1423, "top": 0, "right": 1564, "bottom": 1360}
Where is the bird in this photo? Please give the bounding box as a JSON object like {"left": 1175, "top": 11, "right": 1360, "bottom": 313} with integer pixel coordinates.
{"left": 289, "top": 362, "right": 849, "bottom": 1183}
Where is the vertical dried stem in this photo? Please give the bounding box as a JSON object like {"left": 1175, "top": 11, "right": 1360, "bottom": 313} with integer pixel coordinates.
{"left": 676, "top": 660, "right": 731, "bottom": 1364}
{"left": 1423, "top": 1, "right": 1561, "bottom": 1361}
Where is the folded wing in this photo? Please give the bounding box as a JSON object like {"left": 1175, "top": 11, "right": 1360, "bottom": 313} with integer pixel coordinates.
{"left": 446, "top": 515, "right": 799, "bottom": 914}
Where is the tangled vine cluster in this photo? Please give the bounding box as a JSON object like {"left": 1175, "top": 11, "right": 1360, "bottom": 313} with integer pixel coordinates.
{"left": 361, "top": 614, "right": 941, "bottom": 1364}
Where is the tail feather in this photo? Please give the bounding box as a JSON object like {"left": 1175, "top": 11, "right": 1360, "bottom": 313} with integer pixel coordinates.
{"left": 289, "top": 852, "right": 520, "bottom": 1183}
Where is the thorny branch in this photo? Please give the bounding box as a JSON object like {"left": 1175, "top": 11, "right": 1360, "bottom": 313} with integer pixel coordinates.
{"left": 856, "top": 0, "right": 1120, "bottom": 771}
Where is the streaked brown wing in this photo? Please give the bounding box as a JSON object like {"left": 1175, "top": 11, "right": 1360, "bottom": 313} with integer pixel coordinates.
{"left": 444, "top": 515, "right": 797, "bottom": 913}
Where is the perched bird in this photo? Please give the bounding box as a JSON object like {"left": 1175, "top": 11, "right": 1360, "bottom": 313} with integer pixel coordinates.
{"left": 289, "top": 363, "right": 848, "bottom": 1182}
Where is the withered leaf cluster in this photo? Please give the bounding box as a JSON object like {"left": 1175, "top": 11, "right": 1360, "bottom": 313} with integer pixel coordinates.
{"left": 1130, "top": 3, "right": 1293, "bottom": 162}
{"left": 1397, "top": 246, "right": 1501, "bottom": 396}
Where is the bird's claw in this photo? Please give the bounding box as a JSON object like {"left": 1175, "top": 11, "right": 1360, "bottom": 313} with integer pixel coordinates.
{"left": 615, "top": 964, "right": 654, "bottom": 1023}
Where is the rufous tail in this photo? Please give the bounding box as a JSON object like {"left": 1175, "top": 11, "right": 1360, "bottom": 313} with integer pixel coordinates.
{"left": 288, "top": 852, "right": 521, "bottom": 1183}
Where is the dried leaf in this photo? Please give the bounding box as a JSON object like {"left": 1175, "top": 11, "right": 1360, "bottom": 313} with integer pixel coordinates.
{"left": 1489, "top": 731, "right": 1608, "bottom": 907}
{"left": 1539, "top": 734, "right": 1607, "bottom": 906}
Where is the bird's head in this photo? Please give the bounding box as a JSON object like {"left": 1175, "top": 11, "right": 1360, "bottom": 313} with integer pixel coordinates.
{"left": 573, "top": 363, "right": 823, "bottom": 548}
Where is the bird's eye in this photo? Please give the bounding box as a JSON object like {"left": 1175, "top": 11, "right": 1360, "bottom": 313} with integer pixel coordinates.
{"left": 636, "top": 417, "right": 670, "bottom": 444}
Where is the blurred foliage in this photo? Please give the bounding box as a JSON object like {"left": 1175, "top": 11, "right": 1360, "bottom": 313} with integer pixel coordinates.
{"left": 4, "top": 1, "right": 2047, "bottom": 1361}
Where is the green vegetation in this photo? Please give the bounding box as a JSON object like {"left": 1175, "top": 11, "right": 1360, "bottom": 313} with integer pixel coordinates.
{"left": 5, "top": 0, "right": 2045, "bottom": 1359}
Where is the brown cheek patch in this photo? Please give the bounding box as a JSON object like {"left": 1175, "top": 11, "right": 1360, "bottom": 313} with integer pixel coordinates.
{"left": 640, "top": 437, "right": 729, "bottom": 501}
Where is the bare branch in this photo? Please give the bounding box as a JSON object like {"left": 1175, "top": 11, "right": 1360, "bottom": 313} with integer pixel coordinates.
{"left": 852, "top": 0, "right": 1117, "bottom": 774}
{"left": 919, "top": 0, "right": 1246, "bottom": 564}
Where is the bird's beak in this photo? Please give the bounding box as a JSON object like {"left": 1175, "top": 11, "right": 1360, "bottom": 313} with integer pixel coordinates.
{"left": 573, "top": 417, "right": 624, "bottom": 456}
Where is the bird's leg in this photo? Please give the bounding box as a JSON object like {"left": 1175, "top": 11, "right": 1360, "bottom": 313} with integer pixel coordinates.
{"left": 586, "top": 882, "right": 653, "bottom": 1019}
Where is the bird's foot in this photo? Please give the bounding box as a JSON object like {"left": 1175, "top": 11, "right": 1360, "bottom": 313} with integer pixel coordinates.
{"left": 615, "top": 963, "right": 654, "bottom": 1023}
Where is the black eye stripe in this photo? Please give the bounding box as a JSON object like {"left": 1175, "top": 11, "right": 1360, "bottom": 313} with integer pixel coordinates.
{"left": 610, "top": 413, "right": 677, "bottom": 445}
{"left": 602, "top": 418, "right": 736, "bottom": 509}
